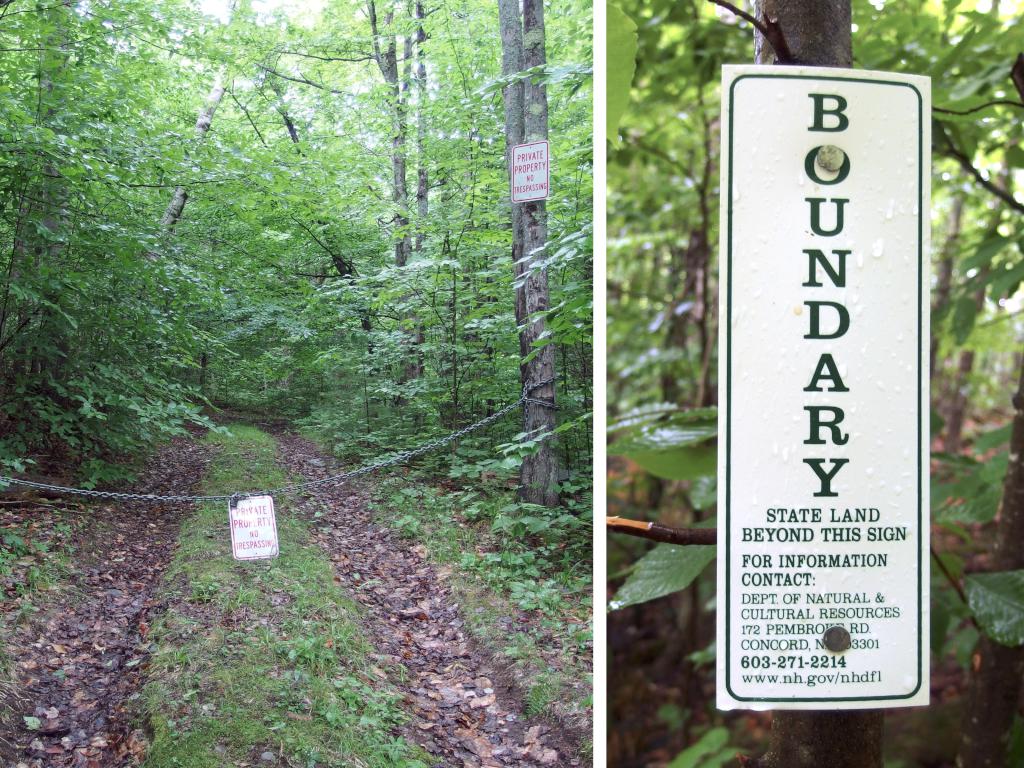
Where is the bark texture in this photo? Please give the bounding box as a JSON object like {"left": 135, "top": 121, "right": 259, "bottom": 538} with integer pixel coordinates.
{"left": 956, "top": 363, "right": 1024, "bottom": 768}
{"left": 759, "top": 711, "right": 883, "bottom": 768}
{"left": 414, "top": 0, "right": 428, "bottom": 253}
{"left": 754, "top": 0, "right": 851, "bottom": 66}
{"left": 157, "top": 74, "right": 226, "bottom": 236}
{"left": 930, "top": 196, "right": 963, "bottom": 377}
{"left": 751, "top": 4, "right": 881, "bottom": 767}
{"left": 516, "top": 0, "right": 560, "bottom": 507}
{"left": 369, "top": 0, "right": 412, "bottom": 268}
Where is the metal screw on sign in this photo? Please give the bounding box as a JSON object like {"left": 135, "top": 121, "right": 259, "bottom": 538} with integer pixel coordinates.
{"left": 823, "top": 625, "right": 852, "bottom": 653}
{"left": 815, "top": 144, "right": 847, "bottom": 173}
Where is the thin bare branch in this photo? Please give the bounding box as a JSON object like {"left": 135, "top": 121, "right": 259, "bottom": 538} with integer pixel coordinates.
{"left": 934, "top": 99, "right": 1024, "bottom": 116}
{"left": 938, "top": 128, "right": 1024, "bottom": 215}
{"left": 606, "top": 516, "right": 716, "bottom": 545}
{"left": 707, "top": 0, "right": 794, "bottom": 63}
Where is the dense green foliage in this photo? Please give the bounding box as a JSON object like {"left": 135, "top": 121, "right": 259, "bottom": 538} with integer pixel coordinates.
{"left": 607, "top": 0, "right": 1024, "bottom": 764}
{"left": 0, "top": 0, "right": 592, "bottom": 487}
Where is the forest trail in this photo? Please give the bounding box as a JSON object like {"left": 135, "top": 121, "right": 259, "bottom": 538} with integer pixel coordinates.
{"left": 0, "top": 435, "right": 214, "bottom": 767}
{"left": 1, "top": 429, "right": 575, "bottom": 768}
{"left": 274, "top": 433, "right": 574, "bottom": 768}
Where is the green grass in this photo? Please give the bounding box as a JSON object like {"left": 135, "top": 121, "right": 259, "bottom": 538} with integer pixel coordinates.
{"left": 141, "top": 425, "right": 428, "bottom": 768}
{"left": 0, "top": 518, "right": 76, "bottom": 600}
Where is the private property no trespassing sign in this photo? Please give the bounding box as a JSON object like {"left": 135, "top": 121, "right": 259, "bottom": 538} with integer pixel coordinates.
{"left": 511, "top": 140, "right": 550, "bottom": 202}
{"left": 229, "top": 495, "right": 279, "bottom": 560}
{"left": 716, "top": 65, "right": 930, "bottom": 711}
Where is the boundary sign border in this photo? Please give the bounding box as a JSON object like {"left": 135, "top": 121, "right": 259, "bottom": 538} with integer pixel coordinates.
{"left": 723, "top": 71, "right": 926, "bottom": 704}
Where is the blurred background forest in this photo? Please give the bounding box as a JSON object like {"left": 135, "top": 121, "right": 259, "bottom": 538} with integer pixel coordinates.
{"left": 606, "top": 1, "right": 1024, "bottom": 766}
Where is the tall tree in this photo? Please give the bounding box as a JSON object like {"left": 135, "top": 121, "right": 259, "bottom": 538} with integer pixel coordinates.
{"left": 414, "top": 0, "right": 429, "bottom": 253}
{"left": 499, "top": 0, "right": 561, "bottom": 507}
{"left": 750, "top": 6, "right": 885, "bottom": 767}
{"left": 368, "top": 0, "right": 412, "bottom": 268}
{"left": 153, "top": 73, "right": 227, "bottom": 246}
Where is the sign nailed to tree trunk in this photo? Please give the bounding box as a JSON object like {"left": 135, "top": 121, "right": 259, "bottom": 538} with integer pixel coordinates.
{"left": 511, "top": 140, "right": 550, "bottom": 202}
{"left": 716, "top": 65, "right": 931, "bottom": 711}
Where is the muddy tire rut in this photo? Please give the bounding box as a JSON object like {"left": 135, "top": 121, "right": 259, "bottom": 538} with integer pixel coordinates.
{"left": 0, "top": 435, "right": 214, "bottom": 768}
{"left": 275, "top": 433, "right": 579, "bottom": 768}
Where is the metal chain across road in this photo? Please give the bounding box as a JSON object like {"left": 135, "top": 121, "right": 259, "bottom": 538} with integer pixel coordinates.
{"left": 0, "top": 378, "right": 557, "bottom": 504}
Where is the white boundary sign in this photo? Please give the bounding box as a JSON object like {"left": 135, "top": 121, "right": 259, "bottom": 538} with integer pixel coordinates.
{"left": 511, "top": 140, "right": 550, "bottom": 202}
{"left": 229, "top": 495, "right": 279, "bottom": 561}
{"left": 716, "top": 65, "right": 930, "bottom": 711}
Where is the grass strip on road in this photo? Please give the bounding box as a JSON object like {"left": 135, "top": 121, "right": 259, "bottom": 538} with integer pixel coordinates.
{"left": 141, "top": 425, "right": 428, "bottom": 768}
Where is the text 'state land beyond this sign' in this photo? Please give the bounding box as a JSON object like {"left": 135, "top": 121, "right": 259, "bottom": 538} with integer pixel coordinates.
{"left": 511, "top": 140, "right": 550, "bottom": 203}
{"left": 716, "top": 65, "right": 930, "bottom": 711}
{"left": 229, "top": 495, "right": 279, "bottom": 561}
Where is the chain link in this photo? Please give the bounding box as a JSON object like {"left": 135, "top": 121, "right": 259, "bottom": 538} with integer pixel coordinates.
{"left": 0, "top": 378, "right": 557, "bottom": 504}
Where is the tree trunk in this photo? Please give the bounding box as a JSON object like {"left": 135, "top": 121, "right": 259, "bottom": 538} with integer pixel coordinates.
{"left": 513, "top": 0, "right": 560, "bottom": 507}
{"left": 751, "top": 3, "right": 883, "bottom": 766}
{"left": 145, "top": 72, "right": 225, "bottom": 264}
{"left": 944, "top": 344, "right": 978, "bottom": 454}
{"left": 369, "top": 0, "right": 419, "bottom": 385}
{"left": 930, "top": 196, "right": 963, "bottom": 378}
{"left": 368, "top": 0, "right": 411, "bottom": 268}
{"left": 157, "top": 73, "right": 226, "bottom": 236}
{"left": 498, "top": 0, "right": 527, "bottom": 358}
{"left": 414, "top": 0, "right": 428, "bottom": 254}
{"left": 754, "top": 0, "right": 851, "bottom": 66}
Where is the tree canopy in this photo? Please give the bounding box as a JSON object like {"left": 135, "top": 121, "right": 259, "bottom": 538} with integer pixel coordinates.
{"left": 0, "top": 0, "right": 593, "bottom": 490}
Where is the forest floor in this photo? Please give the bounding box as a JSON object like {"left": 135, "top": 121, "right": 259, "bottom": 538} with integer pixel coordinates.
{"left": 0, "top": 425, "right": 585, "bottom": 768}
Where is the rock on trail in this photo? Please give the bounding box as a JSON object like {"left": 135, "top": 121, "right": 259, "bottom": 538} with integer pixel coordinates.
{"left": 274, "top": 433, "right": 577, "bottom": 768}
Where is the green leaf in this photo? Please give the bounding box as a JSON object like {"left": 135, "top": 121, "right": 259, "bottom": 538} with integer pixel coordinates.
{"left": 23, "top": 716, "right": 41, "bottom": 730}
{"left": 667, "top": 727, "right": 733, "bottom": 768}
{"left": 609, "top": 406, "right": 716, "bottom": 480}
{"left": 974, "top": 423, "right": 1012, "bottom": 453}
{"left": 988, "top": 260, "right": 1024, "bottom": 301}
{"left": 611, "top": 543, "right": 715, "bottom": 610}
{"left": 625, "top": 444, "right": 716, "bottom": 481}
{"left": 933, "top": 452, "right": 1005, "bottom": 525}
{"left": 961, "top": 235, "right": 1010, "bottom": 273}
{"left": 965, "top": 570, "right": 1024, "bottom": 646}
{"left": 950, "top": 295, "right": 978, "bottom": 345}
{"left": 607, "top": 4, "right": 637, "bottom": 143}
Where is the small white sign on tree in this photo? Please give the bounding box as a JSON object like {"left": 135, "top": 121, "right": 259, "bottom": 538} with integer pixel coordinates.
{"left": 511, "top": 140, "right": 550, "bottom": 202}
{"left": 229, "top": 495, "right": 279, "bottom": 561}
{"left": 716, "top": 65, "right": 931, "bottom": 711}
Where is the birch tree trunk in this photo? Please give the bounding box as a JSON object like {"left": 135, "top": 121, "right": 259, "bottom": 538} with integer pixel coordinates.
{"left": 140, "top": 71, "right": 226, "bottom": 272}
{"left": 750, "top": 4, "right": 883, "bottom": 766}
{"left": 157, "top": 73, "right": 226, "bottom": 236}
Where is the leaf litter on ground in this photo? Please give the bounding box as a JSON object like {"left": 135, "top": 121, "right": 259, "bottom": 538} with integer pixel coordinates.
{"left": 0, "top": 433, "right": 214, "bottom": 768}
{"left": 274, "top": 432, "right": 577, "bottom": 767}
